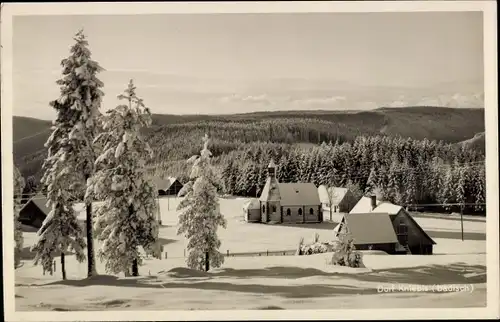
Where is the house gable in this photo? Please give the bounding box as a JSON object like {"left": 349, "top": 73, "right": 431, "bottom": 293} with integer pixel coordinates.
{"left": 393, "top": 209, "right": 436, "bottom": 245}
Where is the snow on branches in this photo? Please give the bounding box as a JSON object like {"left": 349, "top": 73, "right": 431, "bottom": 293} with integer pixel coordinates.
{"left": 32, "top": 29, "right": 104, "bottom": 279}
{"left": 14, "top": 167, "right": 25, "bottom": 268}
{"left": 177, "top": 134, "right": 227, "bottom": 271}
{"left": 49, "top": 30, "right": 104, "bottom": 178}
{"left": 31, "top": 142, "right": 87, "bottom": 277}
{"left": 88, "top": 80, "right": 158, "bottom": 276}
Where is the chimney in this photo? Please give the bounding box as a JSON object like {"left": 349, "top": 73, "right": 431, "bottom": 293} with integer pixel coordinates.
{"left": 370, "top": 195, "right": 377, "bottom": 211}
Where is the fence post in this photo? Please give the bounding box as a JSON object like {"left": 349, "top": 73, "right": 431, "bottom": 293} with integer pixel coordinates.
{"left": 53, "top": 260, "right": 56, "bottom": 272}
{"left": 266, "top": 250, "right": 269, "bottom": 256}
{"left": 165, "top": 252, "right": 168, "bottom": 259}
{"left": 227, "top": 250, "right": 229, "bottom": 257}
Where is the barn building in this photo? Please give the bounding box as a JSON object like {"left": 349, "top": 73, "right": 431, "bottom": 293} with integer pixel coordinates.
{"left": 318, "top": 185, "right": 359, "bottom": 213}
{"left": 346, "top": 196, "right": 436, "bottom": 255}
{"left": 333, "top": 212, "right": 400, "bottom": 254}
{"left": 256, "top": 160, "right": 322, "bottom": 224}
{"left": 153, "top": 177, "right": 184, "bottom": 196}
{"left": 19, "top": 194, "right": 50, "bottom": 229}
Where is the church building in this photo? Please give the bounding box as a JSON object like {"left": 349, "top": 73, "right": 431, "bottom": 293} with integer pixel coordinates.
{"left": 257, "top": 159, "right": 323, "bottom": 224}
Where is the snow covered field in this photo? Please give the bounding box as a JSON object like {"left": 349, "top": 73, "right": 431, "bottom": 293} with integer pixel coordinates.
{"left": 15, "top": 196, "right": 487, "bottom": 311}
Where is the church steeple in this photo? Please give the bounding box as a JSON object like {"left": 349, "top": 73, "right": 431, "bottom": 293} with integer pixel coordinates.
{"left": 260, "top": 158, "right": 280, "bottom": 202}
{"left": 268, "top": 159, "right": 276, "bottom": 177}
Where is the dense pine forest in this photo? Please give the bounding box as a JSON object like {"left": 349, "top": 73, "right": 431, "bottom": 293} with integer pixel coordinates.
{"left": 151, "top": 133, "right": 485, "bottom": 214}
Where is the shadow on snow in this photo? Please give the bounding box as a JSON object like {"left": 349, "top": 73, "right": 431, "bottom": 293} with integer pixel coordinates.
{"left": 40, "top": 263, "right": 485, "bottom": 298}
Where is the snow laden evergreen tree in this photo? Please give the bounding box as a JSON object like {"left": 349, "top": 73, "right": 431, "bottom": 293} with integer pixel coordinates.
{"left": 47, "top": 29, "right": 105, "bottom": 277}
{"left": 31, "top": 126, "right": 87, "bottom": 279}
{"left": 14, "top": 167, "right": 25, "bottom": 268}
{"left": 177, "top": 134, "right": 227, "bottom": 272}
{"left": 88, "top": 80, "right": 159, "bottom": 277}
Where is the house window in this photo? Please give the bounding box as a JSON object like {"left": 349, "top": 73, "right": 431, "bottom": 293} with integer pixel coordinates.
{"left": 309, "top": 208, "right": 314, "bottom": 215}
{"left": 286, "top": 208, "right": 291, "bottom": 216}
{"left": 298, "top": 208, "right": 303, "bottom": 216}
{"left": 262, "top": 205, "right": 266, "bottom": 214}
{"left": 272, "top": 205, "right": 277, "bottom": 213}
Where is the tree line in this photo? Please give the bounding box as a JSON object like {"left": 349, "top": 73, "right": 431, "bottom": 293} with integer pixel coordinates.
{"left": 156, "top": 135, "right": 486, "bottom": 214}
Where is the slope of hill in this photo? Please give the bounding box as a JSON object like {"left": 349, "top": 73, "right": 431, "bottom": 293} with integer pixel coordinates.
{"left": 13, "top": 106, "right": 484, "bottom": 179}
{"left": 455, "top": 132, "right": 486, "bottom": 153}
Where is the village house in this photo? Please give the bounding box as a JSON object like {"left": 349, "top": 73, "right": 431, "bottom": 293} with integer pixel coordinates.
{"left": 19, "top": 193, "right": 50, "bottom": 229}
{"left": 333, "top": 212, "right": 400, "bottom": 254}
{"left": 244, "top": 160, "right": 323, "bottom": 224}
{"left": 335, "top": 195, "right": 436, "bottom": 255}
{"left": 153, "top": 176, "right": 184, "bottom": 196}
{"left": 317, "top": 185, "right": 359, "bottom": 213}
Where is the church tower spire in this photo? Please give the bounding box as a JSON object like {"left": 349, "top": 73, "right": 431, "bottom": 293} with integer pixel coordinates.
{"left": 268, "top": 158, "right": 277, "bottom": 178}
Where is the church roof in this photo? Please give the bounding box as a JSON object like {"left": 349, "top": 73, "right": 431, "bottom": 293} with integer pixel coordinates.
{"left": 278, "top": 183, "right": 321, "bottom": 206}
{"left": 268, "top": 159, "right": 276, "bottom": 168}
{"left": 259, "top": 180, "right": 320, "bottom": 206}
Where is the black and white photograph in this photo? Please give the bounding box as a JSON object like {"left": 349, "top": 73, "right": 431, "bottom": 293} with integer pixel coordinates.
{"left": 1, "top": 1, "right": 498, "bottom": 320}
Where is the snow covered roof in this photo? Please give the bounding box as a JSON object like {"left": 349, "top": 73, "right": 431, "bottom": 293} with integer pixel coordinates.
{"left": 342, "top": 212, "right": 399, "bottom": 245}
{"left": 373, "top": 202, "right": 404, "bottom": 215}
{"left": 259, "top": 176, "right": 281, "bottom": 202}
{"left": 243, "top": 199, "right": 260, "bottom": 210}
{"left": 349, "top": 198, "right": 436, "bottom": 245}
{"left": 349, "top": 196, "right": 382, "bottom": 214}
{"left": 153, "top": 176, "right": 181, "bottom": 191}
{"left": 277, "top": 183, "right": 320, "bottom": 206}
{"left": 20, "top": 194, "right": 50, "bottom": 215}
{"left": 317, "top": 185, "right": 349, "bottom": 205}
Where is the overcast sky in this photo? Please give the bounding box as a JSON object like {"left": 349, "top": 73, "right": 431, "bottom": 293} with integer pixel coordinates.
{"left": 13, "top": 12, "right": 484, "bottom": 120}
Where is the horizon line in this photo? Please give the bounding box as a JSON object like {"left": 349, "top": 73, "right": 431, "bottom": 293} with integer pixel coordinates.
{"left": 12, "top": 105, "right": 486, "bottom": 122}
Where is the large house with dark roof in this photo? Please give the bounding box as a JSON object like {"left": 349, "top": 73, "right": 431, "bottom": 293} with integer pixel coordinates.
{"left": 335, "top": 195, "right": 436, "bottom": 255}
{"left": 333, "top": 212, "right": 400, "bottom": 254}
{"left": 19, "top": 194, "right": 50, "bottom": 229}
{"left": 246, "top": 160, "right": 323, "bottom": 224}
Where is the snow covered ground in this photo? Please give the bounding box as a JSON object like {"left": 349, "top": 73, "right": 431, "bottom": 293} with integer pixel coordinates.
{"left": 15, "top": 196, "right": 487, "bottom": 311}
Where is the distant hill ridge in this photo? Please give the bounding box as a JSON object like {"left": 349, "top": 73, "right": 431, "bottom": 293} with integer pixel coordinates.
{"left": 13, "top": 106, "right": 485, "bottom": 178}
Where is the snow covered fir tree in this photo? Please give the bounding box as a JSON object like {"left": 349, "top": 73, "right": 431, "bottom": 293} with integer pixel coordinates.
{"left": 14, "top": 166, "right": 25, "bottom": 269}
{"left": 88, "top": 80, "right": 159, "bottom": 277}
{"left": 177, "top": 134, "right": 227, "bottom": 272}
{"left": 44, "top": 29, "right": 105, "bottom": 277}
{"left": 30, "top": 123, "right": 87, "bottom": 279}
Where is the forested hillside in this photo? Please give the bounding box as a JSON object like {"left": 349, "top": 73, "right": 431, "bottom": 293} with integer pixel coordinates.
{"left": 14, "top": 106, "right": 484, "bottom": 180}
{"left": 13, "top": 107, "right": 486, "bottom": 214}
{"left": 153, "top": 135, "right": 485, "bottom": 214}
